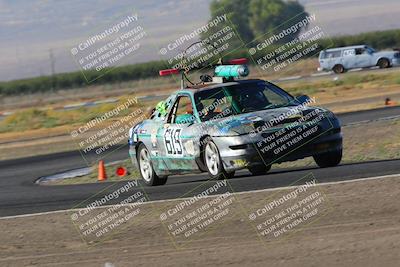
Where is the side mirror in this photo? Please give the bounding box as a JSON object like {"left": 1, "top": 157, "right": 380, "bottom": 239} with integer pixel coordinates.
{"left": 296, "top": 95, "right": 311, "bottom": 105}
{"left": 175, "top": 114, "right": 196, "bottom": 125}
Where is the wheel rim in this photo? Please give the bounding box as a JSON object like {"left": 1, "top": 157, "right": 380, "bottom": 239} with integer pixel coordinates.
{"left": 139, "top": 148, "right": 152, "bottom": 182}
{"left": 205, "top": 142, "right": 220, "bottom": 176}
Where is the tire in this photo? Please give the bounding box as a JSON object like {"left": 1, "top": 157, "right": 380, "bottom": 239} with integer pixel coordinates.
{"left": 333, "top": 64, "right": 345, "bottom": 74}
{"left": 248, "top": 164, "right": 271, "bottom": 176}
{"left": 225, "top": 171, "right": 236, "bottom": 179}
{"left": 137, "top": 143, "right": 168, "bottom": 186}
{"left": 203, "top": 139, "right": 229, "bottom": 180}
{"left": 377, "top": 58, "right": 390, "bottom": 69}
{"left": 313, "top": 149, "right": 342, "bottom": 168}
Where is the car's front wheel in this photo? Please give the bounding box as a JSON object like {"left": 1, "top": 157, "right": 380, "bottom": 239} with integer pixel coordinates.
{"left": 137, "top": 143, "right": 168, "bottom": 186}
{"left": 378, "top": 58, "right": 390, "bottom": 69}
{"left": 204, "top": 139, "right": 232, "bottom": 180}
{"left": 313, "top": 149, "right": 342, "bottom": 168}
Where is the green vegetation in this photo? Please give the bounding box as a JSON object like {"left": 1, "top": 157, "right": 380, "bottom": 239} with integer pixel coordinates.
{"left": 206, "top": 0, "right": 308, "bottom": 43}
{"left": 0, "top": 60, "right": 167, "bottom": 96}
{"left": 325, "top": 29, "right": 400, "bottom": 51}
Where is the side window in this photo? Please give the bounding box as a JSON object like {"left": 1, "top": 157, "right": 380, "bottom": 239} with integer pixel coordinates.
{"left": 343, "top": 49, "right": 355, "bottom": 57}
{"left": 176, "top": 96, "right": 193, "bottom": 117}
{"left": 324, "top": 51, "right": 341, "bottom": 59}
{"left": 355, "top": 48, "right": 365, "bottom": 55}
{"left": 168, "top": 95, "right": 194, "bottom": 123}
{"left": 333, "top": 51, "right": 342, "bottom": 58}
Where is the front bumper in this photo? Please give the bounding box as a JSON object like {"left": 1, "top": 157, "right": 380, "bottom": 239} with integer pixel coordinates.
{"left": 391, "top": 58, "right": 400, "bottom": 66}
{"left": 129, "top": 145, "right": 139, "bottom": 170}
{"left": 213, "top": 119, "right": 342, "bottom": 172}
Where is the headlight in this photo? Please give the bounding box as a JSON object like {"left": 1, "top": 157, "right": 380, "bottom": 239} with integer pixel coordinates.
{"left": 324, "top": 110, "right": 337, "bottom": 119}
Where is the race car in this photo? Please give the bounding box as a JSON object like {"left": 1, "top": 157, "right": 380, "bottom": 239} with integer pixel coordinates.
{"left": 128, "top": 59, "right": 342, "bottom": 186}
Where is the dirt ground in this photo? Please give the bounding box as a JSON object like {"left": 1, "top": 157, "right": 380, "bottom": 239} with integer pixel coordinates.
{"left": 1, "top": 175, "right": 399, "bottom": 267}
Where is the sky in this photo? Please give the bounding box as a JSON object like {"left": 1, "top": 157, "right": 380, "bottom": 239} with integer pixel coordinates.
{"left": 1, "top": 0, "right": 400, "bottom": 81}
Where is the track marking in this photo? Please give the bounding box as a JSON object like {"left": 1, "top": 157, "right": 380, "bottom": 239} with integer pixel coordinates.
{"left": 1, "top": 173, "right": 399, "bottom": 220}
{"left": 343, "top": 114, "right": 400, "bottom": 127}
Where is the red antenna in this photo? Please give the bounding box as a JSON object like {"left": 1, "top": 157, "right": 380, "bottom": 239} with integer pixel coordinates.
{"left": 227, "top": 58, "right": 248, "bottom": 65}
{"left": 159, "top": 68, "right": 180, "bottom": 76}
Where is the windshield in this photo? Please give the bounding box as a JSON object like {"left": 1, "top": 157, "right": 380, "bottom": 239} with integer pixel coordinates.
{"left": 194, "top": 81, "right": 295, "bottom": 122}
{"left": 366, "top": 46, "right": 376, "bottom": 54}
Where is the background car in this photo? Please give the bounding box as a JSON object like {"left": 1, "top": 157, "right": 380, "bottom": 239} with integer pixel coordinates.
{"left": 318, "top": 45, "right": 400, "bottom": 73}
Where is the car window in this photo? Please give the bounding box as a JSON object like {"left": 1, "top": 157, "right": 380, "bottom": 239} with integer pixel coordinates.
{"left": 194, "top": 82, "right": 295, "bottom": 121}
{"left": 343, "top": 49, "right": 355, "bottom": 57}
{"left": 195, "top": 90, "right": 233, "bottom": 122}
{"left": 168, "top": 95, "right": 194, "bottom": 123}
{"left": 176, "top": 96, "right": 193, "bottom": 116}
{"left": 263, "top": 87, "right": 288, "bottom": 106}
{"left": 321, "top": 50, "right": 341, "bottom": 59}
{"left": 355, "top": 48, "right": 366, "bottom": 55}
{"left": 366, "top": 46, "right": 376, "bottom": 53}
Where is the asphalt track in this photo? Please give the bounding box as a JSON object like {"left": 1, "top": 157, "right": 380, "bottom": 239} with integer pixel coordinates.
{"left": 0, "top": 106, "right": 399, "bottom": 217}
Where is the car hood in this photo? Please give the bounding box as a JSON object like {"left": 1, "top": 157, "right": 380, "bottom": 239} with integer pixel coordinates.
{"left": 374, "top": 51, "right": 397, "bottom": 58}
{"left": 208, "top": 106, "right": 327, "bottom": 136}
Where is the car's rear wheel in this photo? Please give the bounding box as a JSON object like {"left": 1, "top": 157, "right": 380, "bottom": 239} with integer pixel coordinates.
{"left": 333, "top": 64, "right": 345, "bottom": 74}
{"left": 204, "top": 139, "right": 231, "bottom": 180}
{"left": 313, "top": 149, "right": 342, "bottom": 168}
{"left": 378, "top": 58, "right": 390, "bottom": 69}
{"left": 248, "top": 164, "right": 271, "bottom": 176}
{"left": 137, "top": 143, "right": 167, "bottom": 186}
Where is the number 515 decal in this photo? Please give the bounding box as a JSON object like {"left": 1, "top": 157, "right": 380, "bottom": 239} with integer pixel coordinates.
{"left": 164, "top": 128, "right": 183, "bottom": 156}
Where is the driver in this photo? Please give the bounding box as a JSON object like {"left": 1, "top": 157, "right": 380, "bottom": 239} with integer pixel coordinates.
{"left": 239, "top": 90, "right": 269, "bottom": 111}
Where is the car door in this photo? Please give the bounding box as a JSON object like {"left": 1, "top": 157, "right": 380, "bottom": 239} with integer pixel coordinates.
{"left": 321, "top": 50, "right": 342, "bottom": 70}
{"left": 143, "top": 95, "right": 176, "bottom": 173}
{"left": 355, "top": 47, "right": 372, "bottom": 68}
{"left": 342, "top": 49, "right": 356, "bottom": 69}
{"left": 158, "top": 93, "right": 200, "bottom": 173}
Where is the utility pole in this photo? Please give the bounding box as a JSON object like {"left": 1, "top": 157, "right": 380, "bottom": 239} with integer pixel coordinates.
{"left": 49, "top": 49, "right": 56, "bottom": 90}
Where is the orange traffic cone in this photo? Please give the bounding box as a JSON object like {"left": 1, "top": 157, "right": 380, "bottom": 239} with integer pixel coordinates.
{"left": 98, "top": 160, "right": 107, "bottom": 181}
{"left": 385, "top": 98, "right": 396, "bottom": 106}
